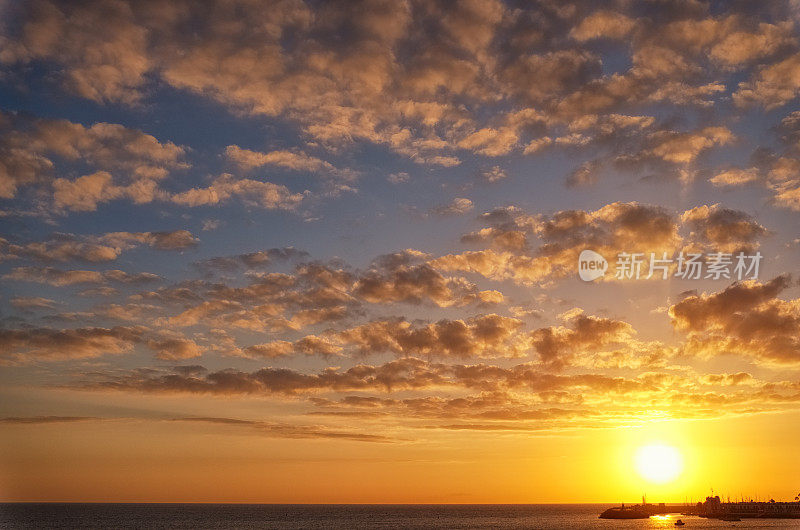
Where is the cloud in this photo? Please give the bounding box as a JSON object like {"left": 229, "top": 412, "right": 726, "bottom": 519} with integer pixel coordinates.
{"left": 670, "top": 275, "right": 800, "bottom": 363}
{"left": 570, "top": 10, "right": 637, "bottom": 42}
{"left": 107, "top": 230, "right": 198, "bottom": 251}
{"left": 75, "top": 357, "right": 450, "bottom": 395}
{"left": 523, "top": 137, "right": 553, "bottom": 154}
{"left": 3, "top": 2, "right": 800, "bottom": 436}
{"left": 78, "top": 286, "right": 119, "bottom": 297}
{"left": 0, "top": 0, "right": 151, "bottom": 103}
{"left": 246, "top": 313, "right": 526, "bottom": 361}
{"left": 124, "top": 250, "right": 502, "bottom": 350}
{"left": 0, "top": 413, "right": 391, "bottom": 442}
{"left": 142, "top": 264, "right": 357, "bottom": 333}
{"left": 777, "top": 110, "right": 800, "bottom": 148}
{"left": 444, "top": 201, "right": 770, "bottom": 286}
{"left": 194, "top": 247, "right": 308, "bottom": 274}
{"left": 387, "top": 172, "right": 409, "bottom": 184}
{"left": 552, "top": 8, "right": 796, "bottom": 118}
{"left": 0, "top": 111, "right": 347, "bottom": 213}
{"left": 480, "top": 166, "right": 507, "bottom": 183}
{"left": 670, "top": 275, "right": 791, "bottom": 332}
{"left": 87, "top": 302, "right": 161, "bottom": 323}
{"left": 706, "top": 19, "right": 793, "bottom": 67}
{"left": 0, "top": 112, "right": 333, "bottom": 213}
{"left": 0, "top": 326, "right": 143, "bottom": 362}
{"left": 342, "top": 314, "right": 525, "bottom": 359}
{"left": 0, "top": 416, "right": 98, "bottom": 424}
{"left": 456, "top": 128, "right": 518, "bottom": 156}
{"left": 460, "top": 206, "right": 534, "bottom": 251}
{"left": 0, "top": 111, "right": 186, "bottom": 205}
{"left": 61, "top": 342, "right": 800, "bottom": 424}
{"left": 0, "top": 234, "right": 123, "bottom": 262}
{"left": 734, "top": 54, "right": 800, "bottom": 109}
{"left": 170, "top": 416, "right": 392, "bottom": 442}
{"left": 566, "top": 160, "right": 602, "bottom": 187}
{"left": 0, "top": 2, "right": 646, "bottom": 170}
{"left": 681, "top": 204, "right": 768, "bottom": 253}
{"left": 644, "top": 126, "right": 734, "bottom": 165}
{"left": 2, "top": 0, "right": 799, "bottom": 204}
{"left": 352, "top": 250, "right": 489, "bottom": 307}
{"left": 709, "top": 167, "right": 760, "bottom": 187}
{"left": 225, "top": 145, "right": 342, "bottom": 175}
{"left": 244, "top": 335, "right": 343, "bottom": 359}
{"left": 170, "top": 173, "right": 306, "bottom": 210}
{"left": 10, "top": 296, "right": 58, "bottom": 309}
{"left": 3, "top": 266, "right": 160, "bottom": 286}
{"left": 530, "top": 310, "right": 636, "bottom": 369}
{"left": 429, "top": 197, "right": 473, "bottom": 216}
{"left": 765, "top": 157, "right": 800, "bottom": 211}
{"left": 501, "top": 49, "right": 602, "bottom": 105}
{"left": 146, "top": 336, "right": 203, "bottom": 361}
{"left": 653, "top": 15, "right": 793, "bottom": 68}
{"left": 1, "top": 0, "right": 798, "bottom": 178}
{"left": 436, "top": 202, "right": 680, "bottom": 285}
{"left": 1, "top": 230, "right": 196, "bottom": 262}
{"left": 71, "top": 357, "right": 800, "bottom": 424}
{"left": 52, "top": 171, "right": 163, "bottom": 212}
{"left": 201, "top": 219, "right": 221, "bottom": 231}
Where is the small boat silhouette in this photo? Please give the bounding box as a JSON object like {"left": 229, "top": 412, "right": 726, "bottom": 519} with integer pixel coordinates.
{"left": 674, "top": 520, "right": 685, "bottom": 526}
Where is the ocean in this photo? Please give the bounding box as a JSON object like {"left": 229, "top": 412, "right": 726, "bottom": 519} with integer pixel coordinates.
{"left": 2, "top": 503, "right": 799, "bottom": 529}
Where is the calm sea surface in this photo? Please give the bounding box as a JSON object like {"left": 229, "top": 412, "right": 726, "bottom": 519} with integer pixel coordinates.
{"left": 2, "top": 503, "right": 800, "bottom": 529}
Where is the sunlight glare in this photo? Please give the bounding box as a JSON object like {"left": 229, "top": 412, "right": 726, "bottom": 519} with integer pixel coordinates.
{"left": 634, "top": 444, "right": 683, "bottom": 484}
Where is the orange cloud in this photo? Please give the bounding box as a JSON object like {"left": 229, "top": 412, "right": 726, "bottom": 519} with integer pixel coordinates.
{"left": 670, "top": 275, "right": 800, "bottom": 363}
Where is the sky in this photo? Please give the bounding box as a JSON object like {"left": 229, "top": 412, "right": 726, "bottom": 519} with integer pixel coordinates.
{"left": 1, "top": 0, "right": 800, "bottom": 504}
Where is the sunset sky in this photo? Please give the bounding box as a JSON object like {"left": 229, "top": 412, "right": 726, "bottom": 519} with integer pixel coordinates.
{"left": 1, "top": 0, "right": 800, "bottom": 504}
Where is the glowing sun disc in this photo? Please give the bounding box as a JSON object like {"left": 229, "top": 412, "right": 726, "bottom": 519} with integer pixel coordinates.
{"left": 634, "top": 444, "right": 683, "bottom": 484}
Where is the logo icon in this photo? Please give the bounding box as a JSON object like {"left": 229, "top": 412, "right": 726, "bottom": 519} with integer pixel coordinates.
{"left": 578, "top": 249, "right": 607, "bottom": 281}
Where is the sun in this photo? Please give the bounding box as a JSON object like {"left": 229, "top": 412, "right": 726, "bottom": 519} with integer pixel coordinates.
{"left": 634, "top": 444, "right": 683, "bottom": 484}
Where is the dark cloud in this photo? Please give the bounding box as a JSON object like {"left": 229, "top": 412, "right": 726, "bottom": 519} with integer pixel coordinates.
{"left": 10, "top": 296, "right": 58, "bottom": 310}
{"left": 681, "top": 204, "right": 768, "bottom": 253}
{"left": 436, "top": 201, "right": 680, "bottom": 284}
{"left": 353, "top": 250, "right": 497, "bottom": 307}
{"left": 74, "top": 358, "right": 451, "bottom": 395}
{"left": 0, "top": 413, "right": 392, "bottom": 442}
{"left": 171, "top": 416, "right": 393, "bottom": 442}
{"left": 194, "top": 247, "right": 309, "bottom": 274}
{"left": 428, "top": 197, "right": 474, "bottom": 216}
{"left": 0, "top": 325, "right": 143, "bottom": 361}
{"left": 0, "top": 416, "right": 98, "bottom": 424}
{"left": 4, "top": 266, "right": 160, "bottom": 286}
{"left": 670, "top": 275, "right": 800, "bottom": 363}
{"left": 566, "top": 160, "right": 602, "bottom": 187}
{"left": 530, "top": 310, "right": 635, "bottom": 369}
{"left": 245, "top": 313, "right": 525, "bottom": 360}
{"left": 0, "top": 230, "right": 197, "bottom": 262}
